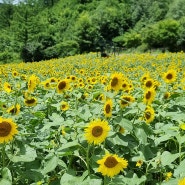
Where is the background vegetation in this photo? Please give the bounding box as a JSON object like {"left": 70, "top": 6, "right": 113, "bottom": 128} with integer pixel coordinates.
{"left": 0, "top": 0, "right": 185, "bottom": 63}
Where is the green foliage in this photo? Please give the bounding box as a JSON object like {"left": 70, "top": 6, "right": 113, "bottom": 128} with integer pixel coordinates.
{"left": 0, "top": 0, "right": 185, "bottom": 63}
{"left": 143, "top": 19, "right": 180, "bottom": 51}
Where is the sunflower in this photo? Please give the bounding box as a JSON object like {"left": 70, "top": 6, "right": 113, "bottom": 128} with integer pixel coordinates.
{"left": 12, "top": 71, "right": 19, "bottom": 77}
{"left": 140, "top": 72, "right": 150, "bottom": 83}
{"left": 97, "top": 153, "right": 128, "bottom": 178}
{"left": 165, "top": 172, "right": 172, "bottom": 181}
{"left": 103, "top": 99, "right": 113, "bottom": 117}
{"left": 28, "top": 75, "right": 39, "bottom": 92}
{"left": 143, "top": 88, "right": 156, "bottom": 104}
{"left": 0, "top": 117, "right": 18, "bottom": 143}
{"left": 163, "top": 92, "right": 170, "bottom": 99}
{"left": 109, "top": 73, "right": 124, "bottom": 91}
{"left": 42, "top": 80, "right": 51, "bottom": 90}
{"left": 57, "top": 79, "right": 70, "bottom": 93}
{"left": 60, "top": 101, "right": 69, "bottom": 111}
{"left": 24, "top": 97, "right": 37, "bottom": 106}
{"left": 178, "top": 177, "right": 185, "bottom": 185}
{"left": 136, "top": 160, "right": 143, "bottom": 168}
{"left": 84, "top": 119, "right": 110, "bottom": 145}
{"left": 143, "top": 78, "right": 155, "bottom": 89}
{"left": 144, "top": 106, "right": 155, "bottom": 124}
{"left": 4, "top": 82, "right": 12, "bottom": 93}
{"left": 7, "top": 104, "right": 21, "bottom": 115}
{"left": 120, "top": 95, "right": 135, "bottom": 108}
{"left": 163, "top": 69, "right": 177, "bottom": 83}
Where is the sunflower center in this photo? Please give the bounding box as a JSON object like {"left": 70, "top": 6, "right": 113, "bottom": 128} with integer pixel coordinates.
{"left": 92, "top": 126, "right": 103, "bottom": 137}
{"left": 121, "top": 97, "right": 130, "bottom": 105}
{"left": 105, "top": 104, "right": 111, "bottom": 113}
{"left": 61, "top": 104, "right": 66, "bottom": 109}
{"left": 166, "top": 73, "right": 173, "bottom": 80}
{"left": 46, "top": 82, "right": 50, "bottom": 87}
{"left": 0, "top": 121, "right": 12, "bottom": 137}
{"left": 145, "top": 111, "right": 151, "bottom": 120}
{"left": 145, "top": 81, "right": 152, "bottom": 87}
{"left": 58, "top": 81, "right": 66, "bottom": 90}
{"left": 25, "top": 98, "right": 36, "bottom": 104}
{"left": 145, "top": 91, "right": 151, "bottom": 99}
{"left": 104, "top": 156, "right": 118, "bottom": 168}
{"left": 111, "top": 77, "right": 118, "bottom": 87}
{"left": 9, "top": 107, "right": 17, "bottom": 114}
{"left": 122, "top": 83, "right": 127, "bottom": 88}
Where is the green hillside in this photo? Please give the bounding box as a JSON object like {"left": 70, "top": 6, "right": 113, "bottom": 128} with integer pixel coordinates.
{"left": 0, "top": 0, "right": 185, "bottom": 63}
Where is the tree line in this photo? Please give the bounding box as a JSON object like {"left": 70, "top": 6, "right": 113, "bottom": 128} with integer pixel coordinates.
{"left": 0, "top": 0, "right": 185, "bottom": 63}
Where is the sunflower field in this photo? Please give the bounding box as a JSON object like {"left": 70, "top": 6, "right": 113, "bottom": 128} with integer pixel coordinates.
{"left": 1, "top": 52, "right": 185, "bottom": 185}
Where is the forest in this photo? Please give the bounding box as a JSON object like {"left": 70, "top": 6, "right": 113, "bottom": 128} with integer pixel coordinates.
{"left": 0, "top": 0, "right": 185, "bottom": 63}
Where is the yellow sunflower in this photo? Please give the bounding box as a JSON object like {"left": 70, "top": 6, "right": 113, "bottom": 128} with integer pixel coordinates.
{"left": 165, "top": 172, "right": 172, "bottom": 181}
{"left": 4, "top": 82, "right": 12, "bottom": 93}
{"left": 7, "top": 104, "right": 21, "bottom": 115}
{"left": 144, "top": 106, "right": 155, "bottom": 124}
{"left": 24, "top": 97, "right": 37, "bottom": 106}
{"left": 136, "top": 160, "right": 143, "bottom": 168}
{"left": 60, "top": 101, "right": 69, "bottom": 111}
{"left": 109, "top": 73, "right": 124, "bottom": 91}
{"left": 103, "top": 99, "right": 113, "bottom": 117}
{"left": 84, "top": 119, "right": 110, "bottom": 145}
{"left": 178, "top": 177, "right": 185, "bottom": 185}
{"left": 28, "top": 75, "right": 39, "bottom": 92}
{"left": 12, "top": 70, "right": 19, "bottom": 77}
{"left": 120, "top": 95, "right": 135, "bottom": 108}
{"left": 0, "top": 117, "right": 18, "bottom": 143}
{"left": 143, "top": 88, "right": 156, "bottom": 104}
{"left": 56, "top": 79, "right": 70, "bottom": 93}
{"left": 163, "top": 69, "right": 177, "bottom": 83}
{"left": 42, "top": 80, "right": 51, "bottom": 90}
{"left": 143, "top": 78, "right": 155, "bottom": 89}
{"left": 163, "top": 92, "right": 171, "bottom": 99}
{"left": 97, "top": 153, "right": 128, "bottom": 178}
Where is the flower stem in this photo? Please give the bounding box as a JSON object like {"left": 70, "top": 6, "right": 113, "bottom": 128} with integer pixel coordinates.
{"left": 86, "top": 144, "right": 90, "bottom": 175}
{"left": 1, "top": 142, "right": 6, "bottom": 168}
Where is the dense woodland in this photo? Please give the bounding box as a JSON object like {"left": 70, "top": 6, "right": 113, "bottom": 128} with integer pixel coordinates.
{"left": 0, "top": 0, "right": 185, "bottom": 63}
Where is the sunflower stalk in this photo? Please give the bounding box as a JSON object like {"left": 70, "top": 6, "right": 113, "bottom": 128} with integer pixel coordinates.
{"left": 1, "top": 142, "right": 6, "bottom": 169}
{"left": 86, "top": 144, "right": 91, "bottom": 175}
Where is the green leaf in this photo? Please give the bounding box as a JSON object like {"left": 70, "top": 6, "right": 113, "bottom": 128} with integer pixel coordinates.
{"left": 7, "top": 145, "right": 37, "bottom": 162}
{"left": 0, "top": 168, "right": 12, "bottom": 185}
{"left": 161, "top": 151, "right": 179, "bottom": 166}
{"left": 174, "top": 158, "right": 185, "bottom": 177}
{"left": 114, "top": 117, "right": 133, "bottom": 132}
{"left": 42, "top": 155, "right": 58, "bottom": 174}
{"left": 155, "top": 134, "right": 172, "bottom": 145}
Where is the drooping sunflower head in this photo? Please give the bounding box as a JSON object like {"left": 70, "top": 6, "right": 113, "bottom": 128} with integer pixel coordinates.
{"left": 84, "top": 119, "right": 110, "bottom": 145}
{"left": 97, "top": 153, "right": 128, "bottom": 178}
{"left": 136, "top": 160, "right": 143, "bottom": 168}
{"left": 163, "top": 69, "right": 177, "bottom": 83}
{"left": 60, "top": 101, "right": 69, "bottom": 111}
{"left": 103, "top": 99, "right": 113, "bottom": 117}
{"left": 7, "top": 104, "right": 21, "bottom": 115}
{"left": 109, "top": 73, "right": 124, "bottom": 91}
{"left": 0, "top": 117, "right": 18, "bottom": 143}
{"left": 57, "top": 79, "right": 70, "bottom": 93}
{"left": 120, "top": 95, "right": 135, "bottom": 108}
{"left": 144, "top": 106, "right": 155, "bottom": 124}
{"left": 24, "top": 97, "right": 37, "bottom": 107}
{"left": 143, "top": 88, "right": 156, "bottom": 104}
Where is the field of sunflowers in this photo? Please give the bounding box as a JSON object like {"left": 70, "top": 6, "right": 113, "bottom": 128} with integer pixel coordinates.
{"left": 1, "top": 52, "right": 185, "bottom": 185}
